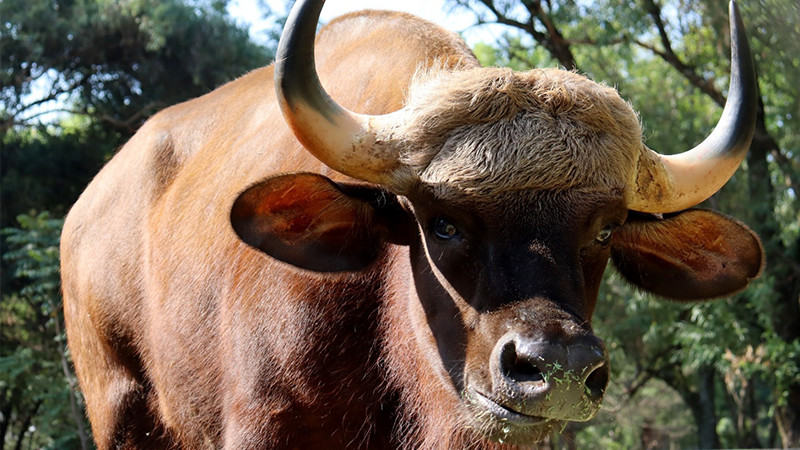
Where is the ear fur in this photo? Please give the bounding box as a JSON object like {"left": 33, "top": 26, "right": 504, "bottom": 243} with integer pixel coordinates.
{"left": 230, "top": 173, "right": 409, "bottom": 272}
{"left": 611, "top": 209, "right": 764, "bottom": 300}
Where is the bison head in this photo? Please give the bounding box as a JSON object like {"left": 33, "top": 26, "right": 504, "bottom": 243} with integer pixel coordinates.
{"left": 231, "top": 0, "right": 763, "bottom": 445}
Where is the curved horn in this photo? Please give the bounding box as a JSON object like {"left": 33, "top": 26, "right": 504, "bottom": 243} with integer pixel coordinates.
{"left": 629, "top": 0, "right": 758, "bottom": 213}
{"left": 274, "top": 0, "right": 408, "bottom": 188}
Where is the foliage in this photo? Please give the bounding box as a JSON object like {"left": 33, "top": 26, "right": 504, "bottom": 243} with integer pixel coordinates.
{"left": 1, "top": 0, "right": 276, "bottom": 231}
{"left": 1, "top": 0, "right": 280, "bottom": 447}
{"left": 1, "top": 0, "right": 272, "bottom": 134}
{"left": 1, "top": 0, "right": 797, "bottom": 447}
{"left": 0, "top": 121, "right": 113, "bottom": 228}
{"left": 1, "top": 212, "right": 89, "bottom": 449}
{"left": 452, "top": 0, "right": 800, "bottom": 447}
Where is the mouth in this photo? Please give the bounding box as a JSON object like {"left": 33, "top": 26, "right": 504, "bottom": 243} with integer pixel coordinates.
{"left": 469, "top": 389, "right": 550, "bottom": 427}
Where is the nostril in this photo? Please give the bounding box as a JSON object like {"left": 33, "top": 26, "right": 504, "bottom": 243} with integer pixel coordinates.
{"left": 500, "top": 341, "right": 545, "bottom": 384}
{"left": 510, "top": 358, "right": 544, "bottom": 383}
{"left": 584, "top": 362, "right": 609, "bottom": 400}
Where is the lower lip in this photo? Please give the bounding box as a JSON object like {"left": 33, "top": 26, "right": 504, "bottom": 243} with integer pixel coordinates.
{"left": 471, "top": 390, "right": 549, "bottom": 426}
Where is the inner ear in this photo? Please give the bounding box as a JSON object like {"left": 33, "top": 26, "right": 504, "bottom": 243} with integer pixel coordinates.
{"left": 611, "top": 209, "right": 764, "bottom": 301}
{"left": 230, "top": 173, "right": 409, "bottom": 272}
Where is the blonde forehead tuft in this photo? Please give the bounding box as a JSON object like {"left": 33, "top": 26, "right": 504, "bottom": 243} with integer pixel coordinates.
{"left": 396, "top": 67, "right": 644, "bottom": 197}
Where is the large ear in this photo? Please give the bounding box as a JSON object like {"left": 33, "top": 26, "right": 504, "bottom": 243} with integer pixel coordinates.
{"left": 611, "top": 209, "right": 764, "bottom": 300}
{"left": 230, "top": 173, "right": 410, "bottom": 272}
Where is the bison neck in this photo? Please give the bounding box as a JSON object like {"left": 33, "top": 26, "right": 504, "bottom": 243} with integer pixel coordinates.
{"left": 216, "top": 250, "right": 406, "bottom": 449}
{"left": 381, "top": 245, "right": 516, "bottom": 449}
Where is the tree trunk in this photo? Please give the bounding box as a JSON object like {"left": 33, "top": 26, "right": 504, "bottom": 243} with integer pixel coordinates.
{"left": 54, "top": 316, "right": 91, "bottom": 450}
{"left": 658, "top": 364, "right": 720, "bottom": 448}
{"left": 776, "top": 386, "right": 800, "bottom": 448}
{"left": 748, "top": 96, "right": 800, "bottom": 449}
{"left": 696, "top": 367, "right": 721, "bottom": 449}
{"left": 11, "top": 401, "right": 41, "bottom": 450}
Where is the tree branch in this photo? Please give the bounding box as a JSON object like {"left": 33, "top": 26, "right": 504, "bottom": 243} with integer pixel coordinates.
{"left": 2, "top": 76, "right": 88, "bottom": 132}
{"left": 624, "top": 343, "right": 683, "bottom": 399}
{"left": 12, "top": 400, "right": 42, "bottom": 450}
{"left": 98, "top": 101, "right": 165, "bottom": 132}
{"left": 769, "top": 148, "right": 799, "bottom": 198}
{"left": 474, "top": 0, "right": 543, "bottom": 40}
{"left": 639, "top": 0, "right": 724, "bottom": 106}
{"left": 474, "top": 0, "right": 576, "bottom": 68}
{"left": 53, "top": 315, "right": 91, "bottom": 450}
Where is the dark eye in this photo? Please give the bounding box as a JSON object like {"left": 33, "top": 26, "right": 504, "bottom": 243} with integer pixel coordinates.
{"left": 433, "top": 217, "right": 460, "bottom": 240}
{"left": 595, "top": 225, "right": 616, "bottom": 245}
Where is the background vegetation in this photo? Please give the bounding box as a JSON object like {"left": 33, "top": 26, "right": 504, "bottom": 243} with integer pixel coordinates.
{"left": 2, "top": 0, "right": 798, "bottom": 448}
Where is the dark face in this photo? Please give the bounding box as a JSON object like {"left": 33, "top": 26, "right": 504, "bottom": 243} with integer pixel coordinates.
{"left": 231, "top": 171, "right": 762, "bottom": 445}
{"left": 403, "top": 186, "right": 627, "bottom": 443}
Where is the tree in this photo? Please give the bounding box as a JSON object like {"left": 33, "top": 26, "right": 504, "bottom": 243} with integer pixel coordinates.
{"left": 1, "top": 0, "right": 275, "bottom": 232}
{"left": 1, "top": 212, "right": 89, "bottom": 449}
{"left": 0, "top": 120, "right": 114, "bottom": 228}
{"left": 1, "top": 0, "right": 272, "bottom": 135}
{"left": 1, "top": 0, "right": 280, "bottom": 446}
{"left": 449, "top": 0, "right": 800, "bottom": 447}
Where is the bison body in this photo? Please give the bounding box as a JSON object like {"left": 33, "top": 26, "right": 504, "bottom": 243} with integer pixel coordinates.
{"left": 62, "top": 3, "right": 762, "bottom": 449}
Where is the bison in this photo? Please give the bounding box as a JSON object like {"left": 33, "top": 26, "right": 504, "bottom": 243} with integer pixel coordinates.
{"left": 61, "top": 0, "right": 763, "bottom": 448}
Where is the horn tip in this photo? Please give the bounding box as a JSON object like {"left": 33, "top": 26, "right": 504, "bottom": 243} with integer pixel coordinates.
{"left": 729, "top": 0, "right": 745, "bottom": 31}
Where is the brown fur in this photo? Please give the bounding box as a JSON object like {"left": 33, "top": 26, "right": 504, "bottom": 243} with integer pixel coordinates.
{"left": 61, "top": 11, "right": 481, "bottom": 449}
{"left": 61, "top": 8, "right": 761, "bottom": 450}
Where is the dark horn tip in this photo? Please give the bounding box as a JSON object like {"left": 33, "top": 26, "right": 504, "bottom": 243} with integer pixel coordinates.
{"left": 710, "top": 0, "right": 758, "bottom": 155}
{"left": 275, "top": 0, "right": 327, "bottom": 106}
{"left": 728, "top": 0, "right": 755, "bottom": 89}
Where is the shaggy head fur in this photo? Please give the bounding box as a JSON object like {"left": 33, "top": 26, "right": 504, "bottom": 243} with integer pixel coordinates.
{"left": 396, "top": 67, "right": 644, "bottom": 199}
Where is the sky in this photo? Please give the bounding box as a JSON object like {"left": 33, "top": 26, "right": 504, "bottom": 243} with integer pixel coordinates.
{"left": 22, "top": 0, "right": 500, "bottom": 125}
{"left": 226, "top": 0, "right": 501, "bottom": 47}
